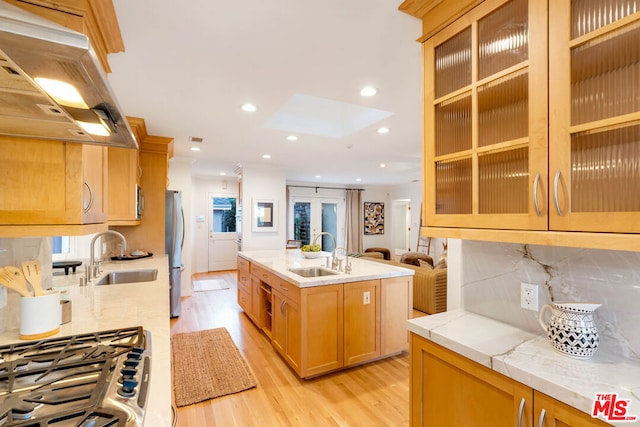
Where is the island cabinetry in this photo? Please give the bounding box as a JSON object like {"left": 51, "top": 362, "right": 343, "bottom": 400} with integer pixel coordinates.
{"left": 381, "top": 276, "right": 412, "bottom": 355}
{"left": 236, "top": 255, "right": 412, "bottom": 378}
{"left": 344, "top": 280, "right": 380, "bottom": 366}
{"left": 300, "top": 284, "right": 343, "bottom": 377}
{"left": 236, "top": 267, "right": 251, "bottom": 316}
{"left": 272, "top": 283, "right": 301, "bottom": 372}
{"left": 410, "top": 334, "right": 609, "bottom": 427}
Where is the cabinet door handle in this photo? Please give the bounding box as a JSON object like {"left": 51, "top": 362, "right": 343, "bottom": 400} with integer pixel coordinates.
{"left": 553, "top": 170, "right": 564, "bottom": 216}
{"left": 280, "top": 300, "right": 286, "bottom": 315}
{"left": 517, "top": 398, "right": 525, "bottom": 427}
{"left": 533, "top": 173, "right": 542, "bottom": 217}
{"left": 538, "top": 408, "right": 546, "bottom": 427}
{"left": 83, "top": 181, "right": 94, "bottom": 213}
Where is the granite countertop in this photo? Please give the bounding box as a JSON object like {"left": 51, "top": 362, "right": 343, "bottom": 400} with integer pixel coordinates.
{"left": 1, "top": 255, "right": 172, "bottom": 427}
{"left": 408, "top": 310, "right": 640, "bottom": 427}
{"left": 238, "top": 249, "right": 414, "bottom": 288}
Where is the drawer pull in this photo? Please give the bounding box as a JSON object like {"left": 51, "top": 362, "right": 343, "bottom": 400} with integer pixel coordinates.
{"left": 517, "top": 398, "right": 525, "bottom": 427}
{"left": 533, "top": 172, "right": 542, "bottom": 217}
{"left": 538, "top": 408, "right": 546, "bottom": 427}
{"left": 280, "top": 285, "right": 289, "bottom": 291}
{"left": 553, "top": 169, "right": 564, "bottom": 216}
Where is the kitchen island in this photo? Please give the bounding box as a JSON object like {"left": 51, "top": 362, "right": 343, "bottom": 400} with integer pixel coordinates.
{"left": 0, "top": 255, "right": 171, "bottom": 427}
{"left": 238, "top": 250, "right": 414, "bottom": 378}
{"left": 408, "top": 310, "right": 640, "bottom": 427}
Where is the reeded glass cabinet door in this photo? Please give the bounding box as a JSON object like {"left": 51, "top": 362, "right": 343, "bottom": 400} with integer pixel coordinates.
{"left": 424, "top": 0, "right": 548, "bottom": 230}
{"left": 549, "top": 0, "right": 640, "bottom": 232}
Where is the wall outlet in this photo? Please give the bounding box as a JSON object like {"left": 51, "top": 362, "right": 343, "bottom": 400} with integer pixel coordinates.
{"left": 363, "top": 291, "right": 370, "bottom": 305}
{"left": 520, "top": 283, "right": 539, "bottom": 311}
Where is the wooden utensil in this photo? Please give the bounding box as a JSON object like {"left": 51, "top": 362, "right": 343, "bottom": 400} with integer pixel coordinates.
{"left": 0, "top": 266, "right": 32, "bottom": 297}
{"left": 22, "top": 260, "right": 44, "bottom": 296}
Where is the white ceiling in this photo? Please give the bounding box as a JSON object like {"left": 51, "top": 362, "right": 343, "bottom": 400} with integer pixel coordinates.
{"left": 108, "top": 0, "right": 423, "bottom": 186}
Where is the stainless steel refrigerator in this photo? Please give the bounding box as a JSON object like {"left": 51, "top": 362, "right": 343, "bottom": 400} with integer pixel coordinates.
{"left": 166, "top": 190, "right": 184, "bottom": 318}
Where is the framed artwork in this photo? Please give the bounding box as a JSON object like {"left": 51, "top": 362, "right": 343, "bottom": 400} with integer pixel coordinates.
{"left": 364, "top": 202, "right": 384, "bottom": 235}
{"left": 252, "top": 199, "right": 278, "bottom": 232}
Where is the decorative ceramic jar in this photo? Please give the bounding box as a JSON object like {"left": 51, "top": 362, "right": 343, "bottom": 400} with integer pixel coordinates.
{"left": 538, "top": 302, "right": 601, "bottom": 360}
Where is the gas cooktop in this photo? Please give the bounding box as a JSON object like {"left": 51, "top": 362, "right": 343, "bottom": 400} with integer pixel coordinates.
{"left": 0, "top": 326, "right": 151, "bottom": 427}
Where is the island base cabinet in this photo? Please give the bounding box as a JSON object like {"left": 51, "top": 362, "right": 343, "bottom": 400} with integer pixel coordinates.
{"left": 344, "top": 280, "right": 380, "bottom": 366}
{"left": 272, "top": 290, "right": 301, "bottom": 373}
{"left": 300, "top": 284, "right": 343, "bottom": 377}
{"left": 410, "top": 334, "right": 610, "bottom": 427}
{"left": 381, "top": 276, "right": 412, "bottom": 355}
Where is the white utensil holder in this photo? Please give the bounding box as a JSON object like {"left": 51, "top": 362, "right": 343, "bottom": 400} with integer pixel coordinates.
{"left": 20, "top": 290, "right": 60, "bottom": 340}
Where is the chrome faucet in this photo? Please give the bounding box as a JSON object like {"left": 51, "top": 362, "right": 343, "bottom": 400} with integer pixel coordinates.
{"left": 89, "top": 230, "right": 127, "bottom": 278}
{"left": 312, "top": 232, "right": 337, "bottom": 270}
{"left": 334, "top": 247, "right": 352, "bottom": 273}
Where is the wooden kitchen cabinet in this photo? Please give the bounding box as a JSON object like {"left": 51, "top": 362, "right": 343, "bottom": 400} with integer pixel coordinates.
{"left": 405, "top": 0, "right": 640, "bottom": 248}
{"left": 237, "top": 257, "right": 412, "bottom": 378}
{"left": 80, "top": 144, "right": 108, "bottom": 224}
{"left": 272, "top": 285, "right": 301, "bottom": 372}
{"left": 344, "top": 280, "right": 380, "bottom": 366}
{"left": 0, "top": 137, "right": 108, "bottom": 230}
{"left": 422, "top": 0, "right": 548, "bottom": 231}
{"left": 107, "top": 147, "right": 140, "bottom": 225}
{"left": 548, "top": 0, "right": 640, "bottom": 233}
{"left": 410, "top": 334, "right": 608, "bottom": 427}
{"left": 381, "top": 276, "right": 412, "bottom": 355}
{"left": 300, "top": 283, "right": 343, "bottom": 377}
{"left": 534, "top": 391, "right": 609, "bottom": 427}
{"left": 110, "top": 119, "right": 173, "bottom": 255}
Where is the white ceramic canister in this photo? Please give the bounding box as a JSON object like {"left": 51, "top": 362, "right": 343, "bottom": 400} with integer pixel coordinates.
{"left": 538, "top": 302, "right": 601, "bottom": 359}
{"left": 20, "top": 290, "right": 61, "bottom": 340}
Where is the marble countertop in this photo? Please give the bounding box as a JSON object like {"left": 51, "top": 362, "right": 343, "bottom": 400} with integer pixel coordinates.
{"left": 408, "top": 310, "right": 640, "bottom": 426}
{"left": 1, "top": 255, "right": 172, "bottom": 427}
{"left": 238, "top": 250, "right": 414, "bottom": 287}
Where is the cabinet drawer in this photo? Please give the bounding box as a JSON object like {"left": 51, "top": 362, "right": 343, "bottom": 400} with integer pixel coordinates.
{"left": 272, "top": 277, "right": 300, "bottom": 305}
{"left": 238, "top": 288, "right": 250, "bottom": 312}
{"left": 237, "top": 256, "right": 250, "bottom": 272}
{"left": 237, "top": 272, "right": 250, "bottom": 293}
{"left": 251, "top": 264, "right": 277, "bottom": 284}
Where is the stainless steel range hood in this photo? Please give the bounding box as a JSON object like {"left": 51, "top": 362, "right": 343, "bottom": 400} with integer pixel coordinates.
{"left": 0, "top": 1, "right": 137, "bottom": 149}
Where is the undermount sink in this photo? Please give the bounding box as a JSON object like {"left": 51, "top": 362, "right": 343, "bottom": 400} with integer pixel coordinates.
{"left": 288, "top": 267, "right": 339, "bottom": 278}
{"left": 95, "top": 268, "right": 158, "bottom": 285}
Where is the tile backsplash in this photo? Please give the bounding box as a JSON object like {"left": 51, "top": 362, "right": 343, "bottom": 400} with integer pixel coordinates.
{"left": 460, "top": 240, "right": 640, "bottom": 360}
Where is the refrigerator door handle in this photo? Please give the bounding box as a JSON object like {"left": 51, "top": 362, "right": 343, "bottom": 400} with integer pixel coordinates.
{"left": 180, "top": 207, "right": 185, "bottom": 251}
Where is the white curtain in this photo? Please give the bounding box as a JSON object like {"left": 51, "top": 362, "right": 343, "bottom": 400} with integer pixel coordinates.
{"left": 345, "top": 189, "right": 362, "bottom": 253}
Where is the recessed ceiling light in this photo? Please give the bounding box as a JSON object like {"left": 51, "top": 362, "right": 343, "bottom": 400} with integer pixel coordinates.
{"left": 287, "top": 135, "right": 298, "bottom": 141}
{"left": 360, "top": 86, "right": 377, "bottom": 97}
{"left": 377, "top": 127, "right": 390, "bottom": 134}
{"left": 379, "top": 163, "right": 386, "bottom": 168}
{"left": 315, "top": 175, "right": 321, "bottom": 179}
{"left": 262, "top": 154, "right": 271, "bottom": 159}
{"left": 190, "top": 146, "right": 201, "bottom": 152}
{"left": 220, "top": 172, "right": 226, "bottom": 176}
{"left": 356, "top": 178, "right": 362, "bottom": 182}
{"left": 241, "top": 103, "right": 257, "bottom": 112}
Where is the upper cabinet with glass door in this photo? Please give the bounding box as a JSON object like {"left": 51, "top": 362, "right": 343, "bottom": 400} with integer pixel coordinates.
{"left": 549, "top": 0, "right": 640, "bottom": 233}
{"left": 424, "top": 0, "right": 549, "bottom": 230}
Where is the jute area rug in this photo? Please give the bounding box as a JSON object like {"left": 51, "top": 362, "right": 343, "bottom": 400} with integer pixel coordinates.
{"left": 192, "top": 279, "right": 230, "bottom": 292}
{"left": 172, "top": 327, "right": 257, "bottom": 407}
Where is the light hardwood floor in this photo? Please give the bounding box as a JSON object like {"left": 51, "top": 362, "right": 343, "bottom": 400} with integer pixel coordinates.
{"left": 170, "top": 271, "right": 425, "bottom": 427}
